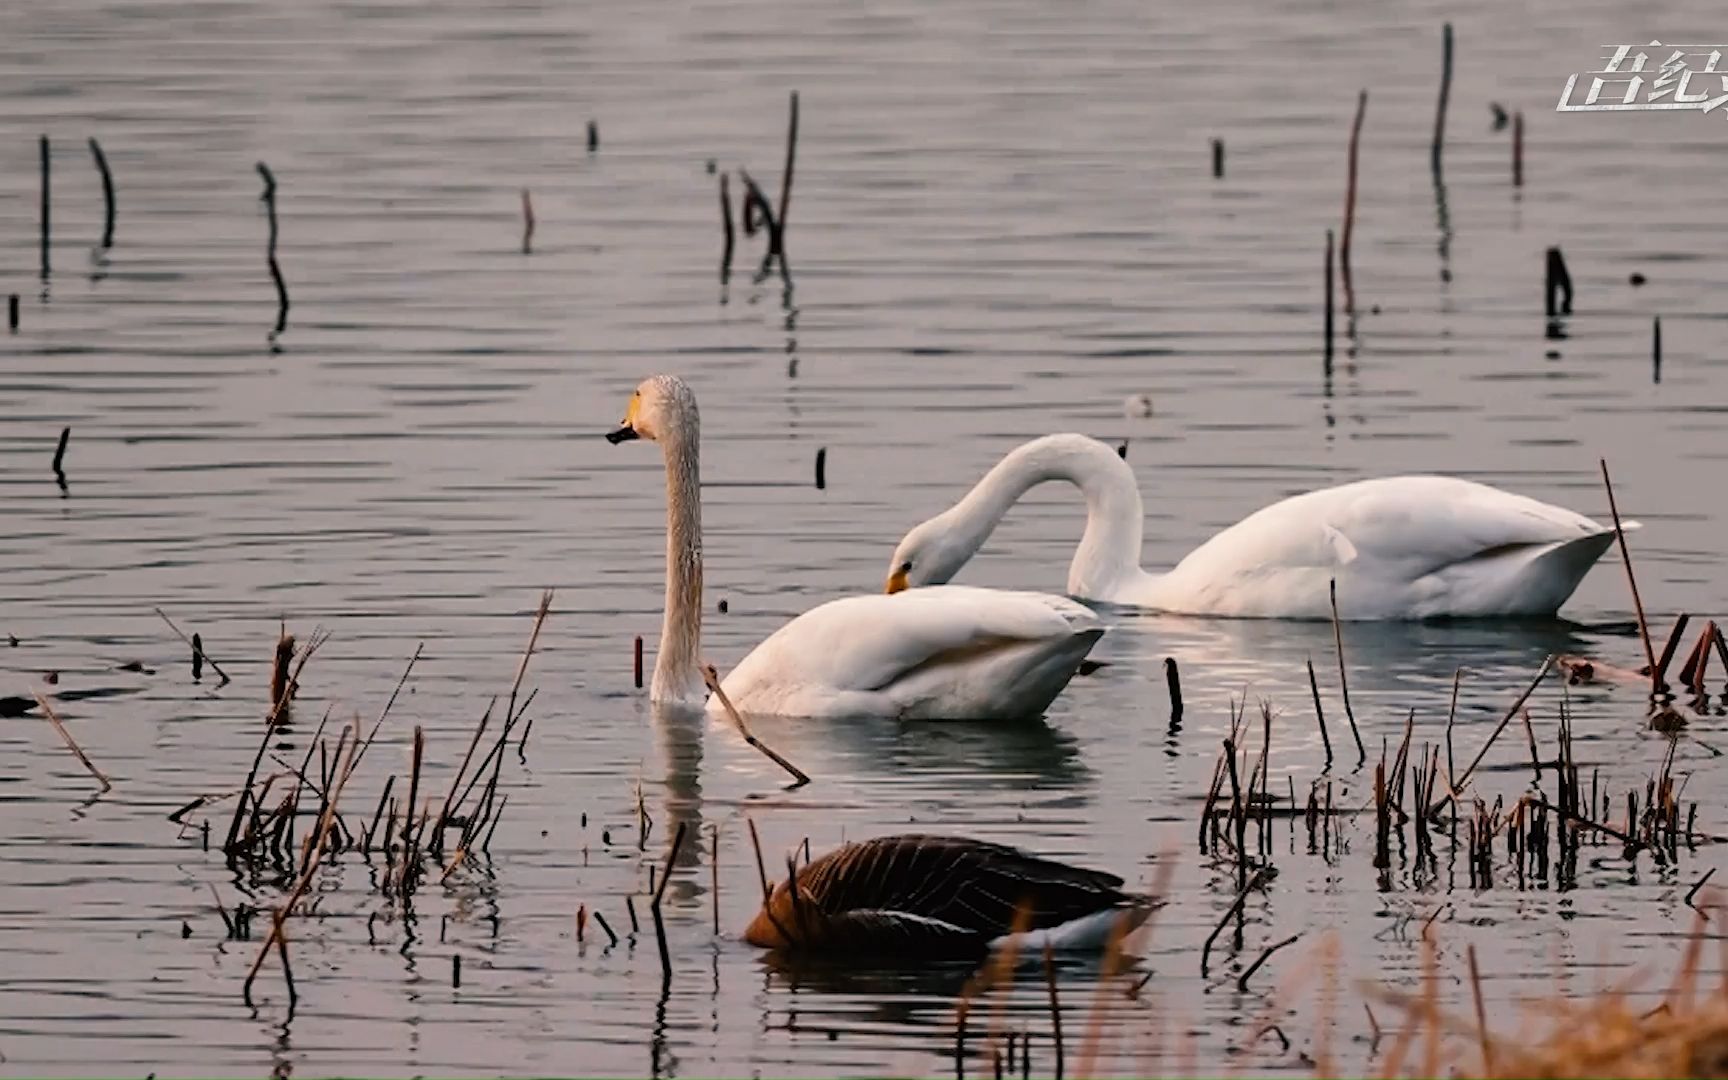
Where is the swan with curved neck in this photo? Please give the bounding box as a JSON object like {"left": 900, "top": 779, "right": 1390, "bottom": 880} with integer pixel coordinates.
{"left": 885, "top": 433, "right": 1634, "bottom": 621}
{"left": 606, "top": 377, "right": 1104, "bottom": 719}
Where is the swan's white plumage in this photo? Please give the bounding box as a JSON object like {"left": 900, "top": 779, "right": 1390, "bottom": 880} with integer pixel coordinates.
{"left": 715, "top": 585, "right": 1101, "bottom": 720}
{"left": 889, "top": 433, "right": 1632, "bottom": 621}
{"left": 610, "top": 377, "right": 1103, "bottom": 720}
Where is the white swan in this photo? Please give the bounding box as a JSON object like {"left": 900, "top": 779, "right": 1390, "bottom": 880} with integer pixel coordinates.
{"left": 884, "top": 433, "right": 1636, "bottom": 621}
{"left": 606, "top": 377, "right": 1103, "bottom": 719}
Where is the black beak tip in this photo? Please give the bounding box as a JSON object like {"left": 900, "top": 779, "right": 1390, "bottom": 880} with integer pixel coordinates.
{"left": 605, "top": 426, "right": 638, "bottom": 445}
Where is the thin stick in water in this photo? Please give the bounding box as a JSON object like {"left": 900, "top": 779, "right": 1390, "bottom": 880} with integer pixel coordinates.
{"left": 1545, "top": 247, "right": 1573, "bottom": 318}
{"left": 7, "top": 294, "right": 16, "bottom": 332}
{"left": 154, "top": 607, "right": 233, "bottom": 686}
{"left": 703, "top": 664, "right": 811, "bottom": 786}
{"left": 39, "top": 135, "right": 50, "bottom": 278}
{"left": 33, "top": 691, "right": 111, "bottom": 791}
{"left": 52, "top": 426, "right": 69, "bottom": 492}
{"left": 1307, "top": 657, "right": 1332, "bottom": 765}
{"left": 1512, "top": 112, "right": 1524, "bottom": 188}
{"left": 1211, "top": 137, "right": 1223, "bottom": 179}
{"left": 815, "top": 447, "right": 826, "bottom": 490}
{"left": 521, "top": 189, "right": 534, "bottom": 255}
{"left": 1430, "top": 23, "right": 1453, "bottom": 174}
{"left": 777, "top": 90, "right": 798, "bottom": 236}
{"left": 651, "top": 821, "right": 688, "bottom": 980}
{"left": 1431, "top": 654, "right": 1555, "bottom": 815}
{"left": 1201, "top": 866, "right": 1267, "bottom": 977}
{"left": 1237, "top": 932, "right": 1302, "bottom": 992}
{"left": 634, "top": 635, "right": 644, "bottom": 689}
{"left": 1323, "top": 230, "right": 1335, "bottom": 363}
{"left": 88, "top": 137, "right": 115, "bottom": 249}
{"left": 719, "top": 172, "right": 735, "bottom": 284}
{"left": 1164, "top": 657, "right": 1183, "bottom": 725}
{"left": 1340, "top": 90, "right": 1367, "bottom": 312}
{"left": 1653, "top": 316, "right": 1662, "bottom": 384}
{"left": 257, "top": 162, "right": 289, "bottom": 337}
{"left": 1600, "top": 459, "right": 1656, "bottom": 691}
{"left": 1329, "top": 579, "right": 1365, "bottom": 765}
{"left": 1042, "top": 944, "right": 1064, "bottom": 1080}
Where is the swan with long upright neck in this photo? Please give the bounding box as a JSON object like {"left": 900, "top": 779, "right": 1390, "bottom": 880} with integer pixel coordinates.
{"left": 605, "top": 377, "right": 1104, "bottom": 719}
{"left": 885, "top": 433, "right": 1635, "bottom": 620}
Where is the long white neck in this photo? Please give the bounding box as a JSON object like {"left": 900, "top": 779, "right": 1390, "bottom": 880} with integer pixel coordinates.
{"left": 653, "top": 419, "right": 706, "bottom": 707}
{"left": 942, "top": 434, "right": 1164, "bottom": 602}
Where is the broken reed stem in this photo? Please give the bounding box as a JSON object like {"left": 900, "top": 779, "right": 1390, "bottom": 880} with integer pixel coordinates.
{"left": 1430, "top": 23, "right": 1452, "bottom": 175}
{"left": 1656, "top": 614, "right": 1691, "bottom": 687}
{"left": 710, "top": 823, "right": 720, "bottom": 935}
{"left": 1340, "top": 90, "right": 1367, "bottom": 313}
{"left": 1323, "top": 230, "right": 1335, "bottom": 362}
{"left": 633, "top": 635, "right": 644, "bottom": 689}
{"left": 52, "top": 426, "right": 69, "bottom": 488}
{"left": 777, "top": 90, "right": 798, "bottom": 238}
{"left": 747, "top": 817, "right": 770, "bottom": 900}
{"left": 154, "top": 607, "right": 233, "bottom": 686}
{"left": 1211, "top": 137, "right": 1224, "bottom": 179}
{"left": 1329, "top": 579, "right": 1366, "bottom": 765}
{"left": 815, "top": 446, "right": 827, "bottom": 490}
{"left": 702, "top": 664, "right": 810, "bottom": 786}
{"left": 39, "top": 135, "right": 50, "bottom": 278}
{"left": 242, "top": 724, "right": 357, "bottom": 1003}
{"left": 256, "top": 162, "right": 289, "bottom": 336}
{"left": 1512, "top": 112, "right": 1524, "bottom": 188}
{"left": 520, "top": 189, "right": 534, "bottom": 255}
{"left": 1446, "top": 667, "right": 1461, "bottom": 784}
{"left": 1432, "top": 654, "right": 1556, "bottom": 816}
{"left": 88, "top": 137, "right": 115, "bottom": 249}
{"left": 402, "top": 726, "right": 425, "bottom": 855}
{"left": 1164, "top": 657, "right": 1183, "bottom": 724}
{"left": 1237, "top": 933, "right": 1302, "bottom": 992}
{"left": 1201, "top": 866, "right": 1268, "bottom": 977}
{"left": 718, "top": 172, "right": 735, "bottom": 284}
{"left": 737, "top": 168, "right": 789, "bottom": 284}
{"left": 651, "top": 821, "right": 688, "bottom": 981}
{"left": 1600, "top": 459, "right": 1657, "bottom": 692}
{"left": 350, "top": 643, "right": 421, "bottom": 774}
{"left": 1307, "top": 657, "right": 1332, "bottom": 765}
{"left": 33, "top": 691, "right": 111, "bottom": 791}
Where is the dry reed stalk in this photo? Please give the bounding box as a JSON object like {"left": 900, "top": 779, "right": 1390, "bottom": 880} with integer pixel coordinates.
{"left": 709, "top": 823, "right": 720, "bottom": 935}
{"left": 718, "top": 173, "right": 735, "bottom": 283}
{"left": 1329, "top": 579, "right": 1366, "bottom": 765}
{"left": 433, "top": 698, "right": 494, "bottom": 851}
{"left": 520, "top": 189, "right": 534, "bottom": 255}
{"left": 1202, "top": 866, "right": 1268, "bottom": 977}
{"left": 702, "top": 664, "right": 810, "bottom": 786}
{"left": 1513, "top": 112, "right": 1524, "bottom": 188}
{"left": 257, "top": 162, "right": 289, "bottom": 336}
{"left": 633, "top": 635, "right": 643, "bottom": 688}
{"left": 1164, "top": 657, "right": 1183, "bottom": 723}
{"left": 1430, "top": 23, "right": 1453, "bottom": 174}
{"left": 88, "top": 137, "right": 115, "bottom": 249}
{"left": 32, "top": 691, "right": 110, "bottom": 791}
{"left": 1308, "top": 657, "right": 1333, "bottom": 765}
{"left": 1324, "top": 230, "right": 1335, "bottom": 362}
{"left": 1340, "top": 90, "right": 1368, "bottom": 312}
{"left": 593, "top": 910, "right": 618, "bottom": 947}
{"left": 1042, "top": 943, "right": 1065, "bottom": 1080}
{"left": 1599, "top": 460, "right": 1657, "bottom": 692}
{"left": 1237, "top": 933, "right": 1302, "bottom": 993}
{"left": 154, "top": 607, "right": 232, "bottom": 685}
{"left": 242, "top": 723, "right": 357, "bottom": 1003}
{"left": 39, "top": 135, "right": 50, "bottom": 278}
{"left": 1431, "top": 654, "right": 1555, "bottom": 816}
{"left": 651, "top": 821, "right": 688, "bottom": 980}
{"left": 350, "top": 644, "right": 420, "bottom": 773}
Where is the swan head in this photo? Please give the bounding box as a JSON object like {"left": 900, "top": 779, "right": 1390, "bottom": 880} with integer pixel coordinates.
{"left": 885, "top": 511, "right": 970, "bottom": 593}
{"left": 606, "top": 374, "right": 698, "bottom": 445}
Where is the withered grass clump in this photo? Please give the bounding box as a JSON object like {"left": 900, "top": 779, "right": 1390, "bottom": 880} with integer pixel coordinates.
{"left": 1368, "top": 913, "right": 1728, "bottom": 1080}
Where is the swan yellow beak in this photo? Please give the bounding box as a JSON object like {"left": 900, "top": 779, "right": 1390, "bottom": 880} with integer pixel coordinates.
{"left": 885, "top": 568, "right": 909, "bottom": 594}
{"left": 605, "top": 391, "right": 642, "bottom": 444}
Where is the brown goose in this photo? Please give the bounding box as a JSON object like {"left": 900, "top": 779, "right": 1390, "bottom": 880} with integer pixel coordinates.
{"left": 744, "top": 834, "right": 1152, "bottom": 957}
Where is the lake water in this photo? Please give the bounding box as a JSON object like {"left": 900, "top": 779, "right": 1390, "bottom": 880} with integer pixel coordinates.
{"left": 3, "top": 0, "right": 1727, "bottom": 1075}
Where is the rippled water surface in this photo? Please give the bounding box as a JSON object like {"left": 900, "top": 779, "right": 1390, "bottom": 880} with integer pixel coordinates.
{"left": 4, "top": 0, "right": 1728, "bottom": 1075}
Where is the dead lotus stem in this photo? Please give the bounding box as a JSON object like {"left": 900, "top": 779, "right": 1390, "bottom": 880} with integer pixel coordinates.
{"left": 1328, "top": 579, "right": 1366, "bottom": 766}
{"left": 702, "top": 664, "right": 810, "bottom": 786}
{"left": 242, "top": 723, "right": 358, "bottom": 1003}
{"left": 154, "top": 607, "right": 232, "bottom": 685}
{"left": 32, "top": 691, "right": 110, "bottom": 791}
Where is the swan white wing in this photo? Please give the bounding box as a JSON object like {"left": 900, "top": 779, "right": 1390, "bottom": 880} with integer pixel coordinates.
{"left": 1174, "top": 475, "right": 1606, "bottom": 580}
{"left": 716, "top": 586, "right": 1100, "bottom": 718}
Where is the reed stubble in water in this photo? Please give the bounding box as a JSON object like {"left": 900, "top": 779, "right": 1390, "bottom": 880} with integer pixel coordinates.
{"left": 1211, "top": 137, "right": 1223, "bottom": 179}
{"left": 520, "top": 189, "right": 534, "bottom": 255}
{"left": 7, "top": 294, "right": 17, "bottom": 332}
{"left": 1430, "top": 23, "right": 1453, "bottom": 175}
{"left": 1513, "top": 112, "right": 1524, "bottom": 188}
{"left": 51, "top": 426, "right": 69, "bottom": 492}
{"left": 1340, "top": 91, "right": 1367, "bottom": 313}
{"left": 39, "top": 135, "right": 50, "bottom": 278}
{"left": 1599, "top": 459, "right": 1657, "bottom": 690}
{"left": 88, "top": 137, "right": 115, "bottom": 249}
{"left": 256, "top": 162, "right": 289, "bottom": 337}
{"left": 1545, "top": 247, "right": 1573, "bottom": 319}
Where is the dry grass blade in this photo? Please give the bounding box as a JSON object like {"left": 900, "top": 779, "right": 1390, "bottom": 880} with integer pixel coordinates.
{"left": 32, "top": 691, "right": 110, "bottom": 791}
{"left": 242, "top": 723, "right": 358, "bottom": 1003}
{"left": 702, "top": 664, "right": 810, "bottom": 787}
